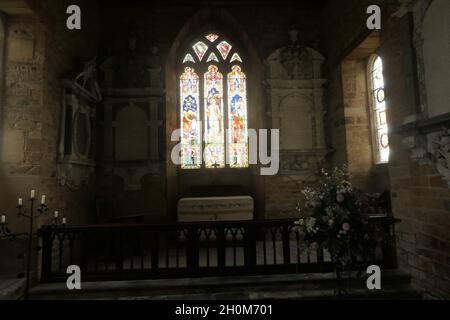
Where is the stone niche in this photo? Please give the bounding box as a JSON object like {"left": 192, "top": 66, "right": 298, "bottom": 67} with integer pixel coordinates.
{"left": 115, "top": 102, "right": 149, "bottom": 161}
{"left": 100, "top": 33, "right": 164, "bottom": 192}
{"left": 264, "top": 30, "right": 329, "bottom": 217}
{"left": 265, "top": 31, "right": 328, "bottom": 172}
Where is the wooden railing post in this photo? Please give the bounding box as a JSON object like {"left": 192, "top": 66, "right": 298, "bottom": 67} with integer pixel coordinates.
{"left": 282, "top": 224, "right": 291, "bottom": 267}
{"left": 151, "top": 228, "right": 159, "bottom": 274}
{"left": 40, "top": 227, "right": 53, "bottom": 282}
{"left": 80, "top": 230, "right": 89, "bottom": 279}
{"left": 187, "top": 226, "right": 199, "bottom": 273}
{"left": 217, "top": 226, "right": 226, "bottom": 272}
{"left": 245, "top": 223, "right": 257, "bottom": 274}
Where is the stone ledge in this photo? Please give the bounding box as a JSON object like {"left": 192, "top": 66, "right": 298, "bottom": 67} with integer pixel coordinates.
{"left": 0, "top": 275, "right": 25, "bottom": 300}
{"left": 30, "top": 269, "right": 414, "bottom": 300}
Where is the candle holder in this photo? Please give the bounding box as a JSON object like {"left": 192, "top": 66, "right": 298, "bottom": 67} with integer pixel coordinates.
{"left": 51, "top": 216, "right": 66, "bottom": 226}
{"left": 15, "top": 191, "right": 50, "bottom": 300}
{"left": 0, "top": 220, "right": 16, "bottom": 241}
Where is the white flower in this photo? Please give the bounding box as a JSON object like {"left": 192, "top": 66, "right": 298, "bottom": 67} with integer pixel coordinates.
{"left": 342, "top": 222, "right": 351, "bottom": 232}
{"left": 305, "top": 217, "right": 317, "bottom": 233}
{"left": 336, "top": 193, "right": 345, "bottom": 203}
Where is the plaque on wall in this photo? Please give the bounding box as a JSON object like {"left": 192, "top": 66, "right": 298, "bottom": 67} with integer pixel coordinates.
{"left": 57, "top": 58, "right": 101, "bottom": 190}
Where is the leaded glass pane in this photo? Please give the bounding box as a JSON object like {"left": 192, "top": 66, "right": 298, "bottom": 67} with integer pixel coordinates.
{"left": 205, "top": 33, "right": 219, "bottom": 42}
{"left": 227, "top": 65, "right": 248, "bottom": 168}
{"left": 183, "top": 53, "right": 195, "bottom": 63}
{"left": 204, "top": 65, "right": 225, "bottom": 168}
{"left": 180, "top": 67, "right": 201, "bottom": 169}
{"left": 192, "top": 41, "right": 208, "bottom": 61}
{"left": 230, "top": 53, "right": 242, "bottom": 63}
{"left": 216, "top": 41, "right": 232, "bottom": 60}
{"left": 206, "top": 52, "right": 219, "bottom": 63}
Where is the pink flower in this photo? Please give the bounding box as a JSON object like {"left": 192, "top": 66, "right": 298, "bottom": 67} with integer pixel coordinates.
{"left": 342, "top": 223, "right": 351, "bottom": 232}
{"left": 336, "top": 193, "right": 345, "bottom": 203}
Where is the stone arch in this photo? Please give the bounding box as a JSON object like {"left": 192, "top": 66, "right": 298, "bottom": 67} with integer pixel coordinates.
{"left": 165, "top": 8, "right": 266, "bottom": 219}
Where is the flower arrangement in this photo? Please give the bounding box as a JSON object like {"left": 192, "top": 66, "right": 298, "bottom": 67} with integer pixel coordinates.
{"left": 295, "top": 166, "right": 379, "bottom": 271}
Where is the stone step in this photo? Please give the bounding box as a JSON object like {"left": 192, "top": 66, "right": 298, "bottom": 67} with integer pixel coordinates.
{"left": 30, "top": 269, "right": 420, "bottom": 300}
{"left": 0, "top": 275, "right": 26, "bottom": 300}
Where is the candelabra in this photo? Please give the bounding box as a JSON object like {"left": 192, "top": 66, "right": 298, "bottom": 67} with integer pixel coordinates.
{"left": 2, "top": 191, "right": 67, "bottom": 300}
{"left": 51, "top": 211, "right": 67, "bottom": 226}
{"left": 16, "top": 190, "right": 50, "bottom": 300}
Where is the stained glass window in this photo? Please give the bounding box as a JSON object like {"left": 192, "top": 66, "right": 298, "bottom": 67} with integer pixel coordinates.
{"left": 227, "top": 65, "right": 248, "bottom": 168}
{"left": 180, "top": 67, "right": 201, "bottom": 169}
{"left": 368, "top": 55, "right": 389, "bottom": 164}
{"left": 179, "top": 34, "right": 247, "bottom": 169}
{"left": 216, "top": 41, "right": 232, "bottom": 60}
{"left": 192, "top": 41, "right": 208, "bottom": 61}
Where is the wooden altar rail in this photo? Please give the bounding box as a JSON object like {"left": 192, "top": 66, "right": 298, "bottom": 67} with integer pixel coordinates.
{"left": 39, "top": 217, "right": 399, "bottom": 283}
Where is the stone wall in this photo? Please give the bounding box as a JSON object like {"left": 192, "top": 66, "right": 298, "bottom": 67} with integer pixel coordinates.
{"left": 323, "top": 0, "right": 450, "bottom": 298}
{"left": 0, "top": 0, "right": 99, "bottom": 275}
{"left": 322, "top": 0, "right": 390, "bottom": 192}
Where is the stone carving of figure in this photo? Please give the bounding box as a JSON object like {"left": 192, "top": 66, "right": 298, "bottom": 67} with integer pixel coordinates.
{"left": 434, "top": 128, "right": 450, "bottom": 186}
{"left": 281, "top": 28, "right": 313, "bottom": 79}
{"left": 148, "top": 45, "right": 162, "bottom": 88}
{"left": 74, "top": 56, "right": 102, "bottom": 102}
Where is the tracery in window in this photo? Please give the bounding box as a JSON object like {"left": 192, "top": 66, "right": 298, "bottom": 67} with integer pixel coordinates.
{"left": 179, "top": 33, "right": 247, "bottom": 169}
{"left": 183, "top": 53, "right": 195, "bottom": 64}
{"left": 192, "top": 41, "right": 208, "bottom": 61}
{"left": 206, "top": 52, "right": 219, "bottom": 63}
{"left": 216, "top": 40, "right": 232, "bottom": 60}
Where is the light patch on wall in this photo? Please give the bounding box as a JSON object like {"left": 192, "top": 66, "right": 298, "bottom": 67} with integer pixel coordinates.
{"left": 422, "top": 0, "right": 450, "bottom": 118}
{"left": 8, "top": 37, "right": 34, "bottom": 62}
{"left": 1, "top": 130, "right": 24, "bottom": 163}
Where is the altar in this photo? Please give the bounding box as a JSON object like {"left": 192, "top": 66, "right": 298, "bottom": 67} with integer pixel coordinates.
{"left": 177, "top": 196, "right": 254, "bottom": 222}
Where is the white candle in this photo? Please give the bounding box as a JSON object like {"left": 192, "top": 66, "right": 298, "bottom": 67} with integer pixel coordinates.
{"left": 54, "top": 211, "right": 59, "bottom": 218}
{"left": 18, "top": 198, "right": 23, "bottom": 206}
{"left": 62, "top": 218, "right": 66, "bottom": 225}
{"left": 1, "top": 215, "right": 5, "bottom": 223}
{"left": 30, "top": 190, "right": 35, "bottom": 199}
{"left": 41, "top": 195, "right": 46, "bottom": 204}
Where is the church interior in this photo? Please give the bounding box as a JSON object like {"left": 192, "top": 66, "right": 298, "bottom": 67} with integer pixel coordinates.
{"left": 0, "top": 0, "right": 449, "bottom": 300}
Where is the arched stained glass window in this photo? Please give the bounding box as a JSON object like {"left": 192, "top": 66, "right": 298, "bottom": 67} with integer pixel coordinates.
{"left": 180, "top": 32, "right": 248, "bottom": 169}
{"left": 368, "top": 55, "right": 389, "bottom": 164}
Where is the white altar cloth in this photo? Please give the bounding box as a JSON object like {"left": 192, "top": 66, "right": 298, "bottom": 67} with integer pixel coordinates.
{"left": 177, "top": 196, "right": 254, "bottom": 222}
